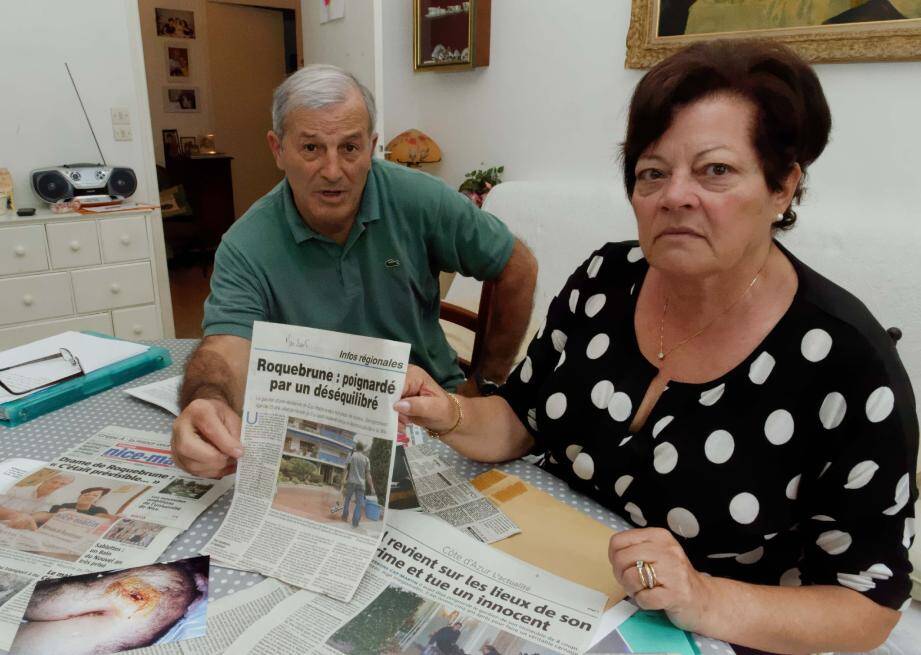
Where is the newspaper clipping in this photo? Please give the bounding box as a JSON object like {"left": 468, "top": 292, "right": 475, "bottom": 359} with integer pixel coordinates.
{"left": 202, "top": 322, "right": 410, "bottom": 602}
{"left": 405, "top": 442, "right": 520, "bottom": 543}
{"left": 224, "top": 510, "right": 607, "bottom": 655}
{"left": 0, "top": 426, "right": 233, "bottom": 650}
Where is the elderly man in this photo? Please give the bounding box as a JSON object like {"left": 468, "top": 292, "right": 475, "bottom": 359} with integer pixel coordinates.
{"left": 172, "top": 64, "right": 536, "bottom": 478}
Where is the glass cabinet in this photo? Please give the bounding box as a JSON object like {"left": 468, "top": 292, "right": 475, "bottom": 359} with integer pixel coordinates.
{"left": 413, "top": 0, "right": 491, "bottom": 71}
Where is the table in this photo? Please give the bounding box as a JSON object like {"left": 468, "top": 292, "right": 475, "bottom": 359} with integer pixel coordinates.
{"left": 0, "top": 339, "right": 734, "bottom": 654}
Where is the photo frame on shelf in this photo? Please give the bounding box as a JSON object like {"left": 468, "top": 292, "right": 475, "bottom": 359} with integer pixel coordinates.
{"left": 626, "top": 0, "right": 921, "bottom": 69}
{"left": 180, "top": 136, "right": 198, "bottom": 156}
{"left": 163, "top": 87, "right": 200, "bottom": 113}
{"left": 165, "top": 44, "right": 190, "bottom": 79}
{"left": 162, "top": 129, "right": 180, "bottom": 159}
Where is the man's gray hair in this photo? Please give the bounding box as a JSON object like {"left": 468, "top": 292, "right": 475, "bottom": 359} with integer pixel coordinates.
{"left": 271, "top": 64, "right": 376, "bottom": 139}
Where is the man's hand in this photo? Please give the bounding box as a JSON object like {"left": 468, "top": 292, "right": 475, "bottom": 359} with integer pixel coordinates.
{"left": 171, "top": 398, "right": 243, "bottom": 478}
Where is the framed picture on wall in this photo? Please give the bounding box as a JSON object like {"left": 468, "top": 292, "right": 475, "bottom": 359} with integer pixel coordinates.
{"left": 166, "top": 44, "right": 190, "bottom": 79}
{"left": 155, "top": 8, "right": 195, "bottom": 39}
{"left": 626, "top": 0, "right": 921, "bottom": 68}
{"left": 162, "top": 129, "right": 180, "bottom": 159}
{"left": 163, "top": 87, "right": 200, "bottom": 113}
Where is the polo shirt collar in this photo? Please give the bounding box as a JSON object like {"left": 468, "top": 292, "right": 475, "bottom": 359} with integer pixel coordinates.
{"left": 281, "top": 164, "right": 383, "bottom": 245}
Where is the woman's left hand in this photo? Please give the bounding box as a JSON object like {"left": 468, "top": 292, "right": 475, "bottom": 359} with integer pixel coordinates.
{"left": 609, "top": 528, "right": 713, "bottom": 632}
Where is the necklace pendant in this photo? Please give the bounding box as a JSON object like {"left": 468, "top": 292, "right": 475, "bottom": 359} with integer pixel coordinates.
{"left": 657, "top": 351, "right": 665, "bottom": 360}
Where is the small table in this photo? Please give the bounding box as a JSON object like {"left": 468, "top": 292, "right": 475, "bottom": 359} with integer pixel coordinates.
{"left": 0, "top": 339, "right": 734, "bottom": 655}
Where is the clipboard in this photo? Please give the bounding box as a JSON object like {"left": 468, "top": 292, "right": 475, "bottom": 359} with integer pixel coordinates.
{"left": 0, "top": 332, "right": 171, "bottom": 427}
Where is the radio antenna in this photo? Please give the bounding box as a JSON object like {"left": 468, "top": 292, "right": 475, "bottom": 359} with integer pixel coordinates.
{"left": 65, "top": 62, "right": 107, "bottom": 167}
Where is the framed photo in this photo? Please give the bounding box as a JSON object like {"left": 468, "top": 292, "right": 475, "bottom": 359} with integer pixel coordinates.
{"left": 626, "top": 0, "right": 921, "bottom": 68}
{"left": 180, "top": 136, "right": 198, "bottom": 156}
{"left": 163, "top": 87, "right": 200, "bottom": 113}
{"left": 162, "top": 129, "right": 180, "bottom": 159}
{"left": 166, "top": 44, "right": 190, "bottom": 79}
{"left": 155, "top": 8, "right": 195, "bottom": 39}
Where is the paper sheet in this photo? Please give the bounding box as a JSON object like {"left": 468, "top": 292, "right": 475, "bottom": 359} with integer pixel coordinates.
{"left": 472, "top": 469, "right": 626, "bottom": 604}
{"left": 126, "top": 375, "right": 182, "bottom": 416}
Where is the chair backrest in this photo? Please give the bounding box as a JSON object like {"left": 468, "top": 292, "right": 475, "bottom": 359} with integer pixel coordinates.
{"left": 440, "top": 280, "right": 496, "bottom": 375}
{"left": 445, "top": 180, "right": 921, "bottom": 407}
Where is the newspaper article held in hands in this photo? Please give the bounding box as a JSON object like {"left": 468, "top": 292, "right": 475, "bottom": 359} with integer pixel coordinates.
{"left": 201, "top": 322, "right": 410, "bottom": 603}
{"left": 0, "top": 426, "right": 233, "bottom": 651}
{"left": 224, "top": 510, "right": 607, "bottom": 655}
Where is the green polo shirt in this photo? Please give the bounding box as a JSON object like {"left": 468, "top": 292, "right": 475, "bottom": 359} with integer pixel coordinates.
{"left": 203, "top": 158, "right": 514, "bottom": 389}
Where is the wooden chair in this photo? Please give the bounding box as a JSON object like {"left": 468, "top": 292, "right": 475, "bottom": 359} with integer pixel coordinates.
{"left": 439, "top": 279, "right": 496, "bottom": 376}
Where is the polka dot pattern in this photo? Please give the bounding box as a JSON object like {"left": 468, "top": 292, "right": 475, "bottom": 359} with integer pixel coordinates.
{"left": 497, "top": 242, "right": 917, "bottom": 614}
{"left": 546, "top": 393, "right": 567, "bottom": 419}
{"left": 520, "top": 357, "right": 533, "bottom": 383}
{"left": 572, "top": 452, "right": 594, "bottom": 480}
{"left": 801, "top": 328, "right": 833, "bottom": 362}
{"left": 748, "top": 351, "right": 775, "bottom": 385}
{"left": 764, "top": 409, "right": 794, "bottom": 445}
{"left": 585, "top": 334, "right": 610, "bottom": 360}
{"left": 653, "top": 442, "right": 678, "bottom": 474}
{"left": 729, "top": 492, "right": 760, "bottom": 524}
{"left": 819, "top": 392, "right": 847, "bottom": 429}
{"left": 584, "top": 294, "right": 606, "bottom": 318}
{"left": 704, "top": 430, "right": 734, "bottom": 464}
{"left": 586, "top": 255, "right": 603, "bottom": 278}
{"left": 865, "top": 386, "right": 895, "bottom": 423}
{"left": 667, "top": 507, "right": 700, "bottom": 538}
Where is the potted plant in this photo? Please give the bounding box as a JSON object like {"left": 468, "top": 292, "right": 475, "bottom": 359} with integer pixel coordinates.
{"left": 458, "top": 165, "right": 503, "bottom": 207}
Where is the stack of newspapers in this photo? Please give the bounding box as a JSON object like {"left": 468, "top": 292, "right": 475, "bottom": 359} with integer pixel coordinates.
{"left": 0, "top": 322, "right": 610, "bottom": 655}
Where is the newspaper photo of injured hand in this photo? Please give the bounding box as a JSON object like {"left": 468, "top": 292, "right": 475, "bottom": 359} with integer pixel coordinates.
{"left": 9, "top": 555, "right": 209, "bottom": 655}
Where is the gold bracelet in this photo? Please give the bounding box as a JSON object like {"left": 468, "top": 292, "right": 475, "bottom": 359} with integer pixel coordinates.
{"left": 428, "top": 393, "right": 463, "bottom": 439}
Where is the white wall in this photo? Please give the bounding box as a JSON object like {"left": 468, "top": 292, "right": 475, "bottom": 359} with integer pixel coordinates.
{"left": 380, "top": 0, "right": 921, "bottom": 371}
{"left": 301, "top": 0, "right": 376, "bottom": 92}
{"left": 0, "top": 1, "right": 160, "bottom": 209}
{"left": 139, "top": 0, "right": 216, "bottom": 164}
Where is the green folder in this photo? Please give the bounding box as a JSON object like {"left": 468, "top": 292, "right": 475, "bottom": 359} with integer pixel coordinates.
{"left": 0, "top": 332, "right": 171, "bottom": 427}
{"left": 619, "top": 610, "right": 701, "bottom": 655}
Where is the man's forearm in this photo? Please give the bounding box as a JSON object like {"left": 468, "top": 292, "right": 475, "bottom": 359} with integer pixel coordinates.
{"left": 179, "top": 338, "right": 249, "bottom": 411}
{"left": 478, "top": 239, "right": 537, "bottom": 381}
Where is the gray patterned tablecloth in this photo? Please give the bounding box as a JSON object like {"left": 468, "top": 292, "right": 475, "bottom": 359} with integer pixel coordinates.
{"left": 0, "top": 339, "right": 732, "bottom": 654}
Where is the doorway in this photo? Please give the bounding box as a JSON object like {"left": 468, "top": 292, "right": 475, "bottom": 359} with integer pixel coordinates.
{"left": 138, "top": 0, "right": 301, "bottom": 337}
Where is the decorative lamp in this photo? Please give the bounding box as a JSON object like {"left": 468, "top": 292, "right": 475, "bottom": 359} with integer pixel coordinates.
{"left": 385, "top": 129, "right": 442, "bottom": 167}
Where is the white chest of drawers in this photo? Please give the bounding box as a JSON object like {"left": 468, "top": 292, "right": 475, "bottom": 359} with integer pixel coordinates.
{"left": 0, "top": 209, "right": 174, "bottom": 349}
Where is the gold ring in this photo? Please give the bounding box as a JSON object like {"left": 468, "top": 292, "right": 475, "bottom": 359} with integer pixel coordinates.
{"left": 643, "top": 561, "right": 658, "bottom": 588}
{"left": 635, "top": 560, "right": 652, "bottom": 590}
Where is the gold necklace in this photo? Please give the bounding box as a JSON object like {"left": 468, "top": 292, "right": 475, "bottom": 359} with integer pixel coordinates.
{"left": 656, "top": 259, "right": 768, "bottom": 361}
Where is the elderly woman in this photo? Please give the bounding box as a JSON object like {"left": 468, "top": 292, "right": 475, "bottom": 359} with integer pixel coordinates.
{"left": 396, "top": 40, "right": 917, "bottom": 655}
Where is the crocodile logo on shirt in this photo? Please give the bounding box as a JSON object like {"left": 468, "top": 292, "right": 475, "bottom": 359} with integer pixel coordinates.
{"left": 385, "top": 258, "right": 401, "bottom": 268}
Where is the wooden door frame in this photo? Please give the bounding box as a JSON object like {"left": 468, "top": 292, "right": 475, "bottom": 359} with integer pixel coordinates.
{"left": 207, "top": 0, "right": 304, "bottom": 69}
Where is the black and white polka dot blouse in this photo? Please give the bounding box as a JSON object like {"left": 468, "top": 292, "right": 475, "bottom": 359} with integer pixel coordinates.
{"left": 499, "top": 240, "right": 918, "bottom": 610}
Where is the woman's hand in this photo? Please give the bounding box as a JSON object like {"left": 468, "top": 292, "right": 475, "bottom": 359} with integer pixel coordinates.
{"left": 609, "top": 528, "right": 713, "bottom": 632}
{"left": 393, "top": 365, "right": 457, "bottom": 433}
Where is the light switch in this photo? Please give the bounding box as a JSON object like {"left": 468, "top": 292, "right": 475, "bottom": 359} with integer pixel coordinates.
{"left": 111, "top": 108, "right": 131, "bottom": 125}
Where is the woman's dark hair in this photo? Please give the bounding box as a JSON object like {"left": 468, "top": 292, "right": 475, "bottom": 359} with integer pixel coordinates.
{"left": 622, "top": 40, "right": 831, "bottom": 230}
{"left": 79, "top": 486, "right": 111, "bottom": 497}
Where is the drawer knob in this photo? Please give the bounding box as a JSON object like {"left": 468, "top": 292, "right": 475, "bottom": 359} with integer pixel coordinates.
{"left": 14, "top": 245, "right": 26, "bottom": 257}
{"left": 22, "top": 294, "right": 34, "bottom": 306}
{"left": 110, "top": 283, "right": 121, "bottom": 294}
{"left": 132, "top": 324, "right": 143, "bottom": 335}
{"left": 69, "top": 240, "right": 81, "bottom": 252}
{"left": 120, "top": 234, "right": 131, "bottom": 246}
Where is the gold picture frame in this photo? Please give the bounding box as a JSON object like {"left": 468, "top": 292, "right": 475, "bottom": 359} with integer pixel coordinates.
{"left": 626, "top": 0, "right": 921, "bottom": 69}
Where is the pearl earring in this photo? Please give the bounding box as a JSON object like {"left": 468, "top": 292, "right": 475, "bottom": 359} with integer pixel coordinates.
{"left": 776, "top": 213, "right": 784, "bottom": 221}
